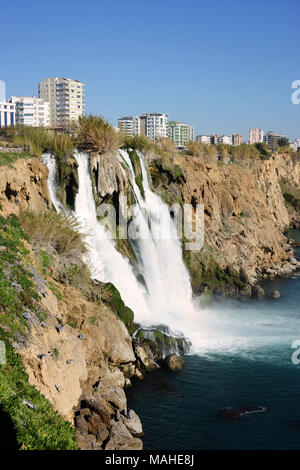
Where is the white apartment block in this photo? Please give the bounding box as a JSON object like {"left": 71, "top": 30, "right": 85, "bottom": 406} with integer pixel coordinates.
{"left": 219, "top": 135, "right": 233, "bottom": 145}
{"left": 140, "top": 113, "right": 168, "bottom": 140}
{"left": 118, "top": 116, "right": 141, "bottom": 136}
{"left": 38, "top": 77, "right": 85, "bottom": 128}
{"left": 196, "top": 135, "right": 211, "bottom": 144}
{"left": 249, "top": 128, "right": 264, "bottom": 144}
{"left": 0, "top": 101, "right": 15, "bottom": 127}
{"left": 10, "top": 96, "right": 49, "bottom": 127}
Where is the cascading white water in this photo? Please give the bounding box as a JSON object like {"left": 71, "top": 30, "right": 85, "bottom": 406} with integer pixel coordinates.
{"left": 43, "top": 149, "right": 203, "bottom": 349}
{"left": 119, "top": 150, "right": 199, "bottom": 334}
{"left": 43, "top": 153, "right": 65, "bottom": 212}
{"left": 43, "top": 150, "right": 300, "bottom": 355}
{"left": 73, "top": 150, "right": 152, "bottom": 319}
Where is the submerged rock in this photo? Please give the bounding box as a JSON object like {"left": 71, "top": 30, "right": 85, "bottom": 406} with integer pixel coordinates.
{"left": 163, "top": 354, "right": 184, "bottom": 371}
{"left": 218, "top": 405, "right": 267, "bottom": 420}
{"left": 272, "top": 289, "right": 281, "bottom": 300}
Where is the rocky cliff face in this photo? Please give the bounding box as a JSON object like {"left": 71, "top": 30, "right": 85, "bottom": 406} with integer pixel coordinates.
{"left": 0, "top": 157, "right": 149, "bottom": 450}
{"left": 148, "top": 152, "right": 300, "bottom": 294}
{"left": 0, "top": 157, "right": 50, "bottom": 216}
{"left": 19, "top": 269, "right": 144, "bottom": 450}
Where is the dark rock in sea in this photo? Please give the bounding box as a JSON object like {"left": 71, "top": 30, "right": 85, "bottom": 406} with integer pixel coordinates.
{"left": 218, "top": 405, "right": 267, "bottom": 420}
{"left": 272, "top": 290, "right": 281, "bottom": 300}
{"left": 252, "top": 285, "right": 265, "bottom": 300}
{"left": 162, "top": 354, "right": 184, "bottom": 371}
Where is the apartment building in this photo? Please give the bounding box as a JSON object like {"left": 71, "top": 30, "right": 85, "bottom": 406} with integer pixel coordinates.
{"left": 38, "top": 77, "right": 85, "bottom": 128}
{"left": 10, "top": 96, "right": 49, "bottom": 127}
{"left": 249, "top": 128, "right": 264, "bottom": 144}
{"left": 167, "top": 121, "right": 194, "bottom": 146}
{"left": 196, "top": 135, "right": 211, "bottom": 144}
{"left": 140, "top": 113, "right": 168, "bottom": 140}
{"left": 232, "top": 133, "right": 243, "bottom": 146}
{"left": 219, "top": 135, "right": 233, "bottom": 145}
{"left": 118, "top": 116, "right": 141, "bottom": 136}
{"left": 0, "top": 100, "right": 15, "bottom": 127}
{"left": 264, "top": 131, "right": 285, "bottom": 150}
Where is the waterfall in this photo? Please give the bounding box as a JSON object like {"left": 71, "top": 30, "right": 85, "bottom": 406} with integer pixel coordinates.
{"left": 73, "top": 150, "right": 152, "bottom": 319}
{"left": 119, "top": 150, "right": 198, "bottom": 330}
{"left": 44, "top": 150, "right": 203, "bottom": 350}
{"left": 43, "top": 153, "right": 65, "bottom": 212}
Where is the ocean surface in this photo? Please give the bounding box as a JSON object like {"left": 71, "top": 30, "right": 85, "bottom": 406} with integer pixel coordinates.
{"left": 127, "top": 229, "right": 300, "bottom": 450}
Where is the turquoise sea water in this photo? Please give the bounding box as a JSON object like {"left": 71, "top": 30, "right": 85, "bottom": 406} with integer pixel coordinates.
{"left": 127, "top": 230, "right": 300, "bottom": 450}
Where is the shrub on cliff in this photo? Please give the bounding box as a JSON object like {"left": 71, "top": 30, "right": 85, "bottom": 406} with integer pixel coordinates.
{"left": 75, "top": 115, "right": 120, "bottom": 155}
{"left": 280, "top": 178, "right": 300, "bottom": 211}
{"left": 19, "top": 209, "right": 87, "bottom": 260}
{"left": 187, "top": 141, "right": 218, "bottom": 162}
{"left": 121, "top": 134, "right": 152, "bottom": 152}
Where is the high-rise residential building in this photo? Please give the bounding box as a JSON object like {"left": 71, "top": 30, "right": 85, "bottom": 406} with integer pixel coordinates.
{"left": 210, "top": 134, "right": 219, "bottom": 145}
{"left": 10, "top": 96, "right": 49, "bottom": 127}
{"left": 232, "top": 133, "right": 243, "bottom": 146}
{"left": 219, "top": 135, "right": 233, "bottom": 145}
{"left": 118, "top": 116, "right": 141, "bottom": 136}
{"left": 196, "top": 135, "right": 211, "bottom": 144}
{"left": 249, "top": 128, "right": 264, "bottom": 144}
{"left": 264, "top": 131, "right": 285, "bottom": 150}
{"left": 167, "top": 121, "right": 194, "bottom": 146}
{"left": 38, "top": 77, "right": 85, "bottom": 128}
{"left": 140, "top": 113, "right": 168, "bottom": 140}
{"left": 0, "top": 100, "right": 15, "bottom": 127}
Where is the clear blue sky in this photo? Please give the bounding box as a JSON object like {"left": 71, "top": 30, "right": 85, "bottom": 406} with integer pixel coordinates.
{"left": 1, "top": 0, "right": 300, "bottom": 140}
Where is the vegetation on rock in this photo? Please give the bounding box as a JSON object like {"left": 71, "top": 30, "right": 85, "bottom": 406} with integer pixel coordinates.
{"left": 75, "top": 115, "right": 120, "bottom": 155}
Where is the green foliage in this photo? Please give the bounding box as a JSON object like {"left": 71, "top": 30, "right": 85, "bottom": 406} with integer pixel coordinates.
{"left": 0, "top": 152, "right": 31, "bottom": 167}
{"left": 75, "top": 115, "right": 120, "bottom": 155}
{"left": 278, "top": 137, "right": 290, "bottom": 147}
{"left": 280, "top": 178, "right": 300, "bottom": 211}
{"left": 128, "top": 150, "right": 145, "bottom": 199}
{"left": 0, "top": 215, "right": 39, "bottom": 337}
{"left": 121, "top": 134, "right": 152, "bottom": 152}
{"left": 254, "top": 142, "right": 271, "bottom": 160}
{"left": 39, "top": 250, "right": 54, "bottom": 269}
{"left": 0, "top": 329, "right": 78, "bottom": 450}
{"left": 106, "top": 283, "right": 135, "bottom": 334}
{"left": 53, "top": 347, "right": 59, "bottom": 357}
{"left": 149, "top": 158, "right": 185, "bottom": 188}
{"left": 48, "top": 282, "right": 63, "bottom": 301}
{"left": 0, "top": 126, "right": 74, "bottom": 159}
{"left": 19, "top": 209, "right": 87, "bottom": 260}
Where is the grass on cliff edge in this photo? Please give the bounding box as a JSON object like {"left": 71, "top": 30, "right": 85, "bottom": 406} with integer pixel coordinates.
{"left": 19, "top": 209, "right": 88, "bottom": 261}
{"left": 0, "top": 126, "right": 74, "bottom": 159}
{"left": 0, "top": 214, "right": 78, "bottom": 449}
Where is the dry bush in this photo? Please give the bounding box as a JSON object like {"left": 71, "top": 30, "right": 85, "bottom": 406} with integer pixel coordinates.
{"left": 19, "top": 209, "right": 87, "bottom": 260}
{"left": 75, "top": 115, "right": 120, "bottom": 155}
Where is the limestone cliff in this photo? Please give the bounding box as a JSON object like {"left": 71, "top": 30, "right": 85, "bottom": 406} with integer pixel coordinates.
{"left": 0, "top": 157, "right": 50, "bottom": 216}
{"left": 148, "top": 152, "right": 300, "bottom": 294}
{"left": 0, "top": 156, "right": 145, "bottom": 450}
